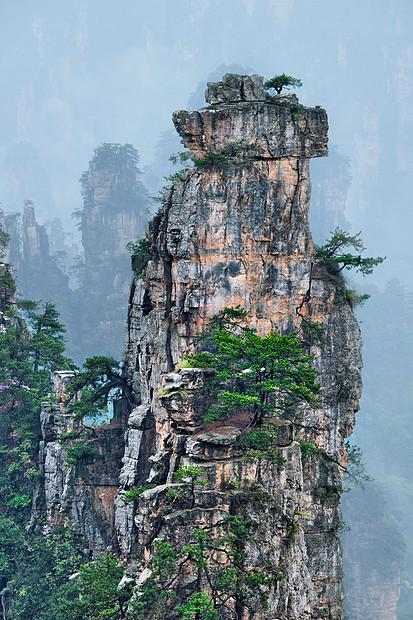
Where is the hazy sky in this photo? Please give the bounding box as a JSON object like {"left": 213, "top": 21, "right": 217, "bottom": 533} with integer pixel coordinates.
{"left": 1, "top": 0, "right": 412, "bottom": 286}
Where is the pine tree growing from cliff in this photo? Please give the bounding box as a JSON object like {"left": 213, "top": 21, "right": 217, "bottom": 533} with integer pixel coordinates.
{"left": 263, "top": 73, "right": 303, "bottom": 95}
{"left": 187, "top": 306, "right": 320, "bottom": 459}
{"left": 315, "top": 227, "right": 385, "bottom": 275}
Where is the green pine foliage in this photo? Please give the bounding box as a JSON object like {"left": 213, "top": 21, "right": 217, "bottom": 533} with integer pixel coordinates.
{"left": 0, "top": 301, "right": 75, "bottom": 524}
{"left": 0, "top": 224, "right": 10, "bottom": 259}
{"left": 193, "top": 141, "right": 254, "bottom": 170}
{"left": 126, "top": 236, "right": 152, "bottom": 276}
{"left": 78, "top": 143, "right": 147, "bottom": 219}
{"left": 186, "top": 307, "right": 320, "bottom": 465}
{"left": 131, "top": 515, "right": 280, "bottom": 619}
{"left": 0, "top": 297, "right": 95, "bottom": 618}
{"left": 315, "top": 227, "right": 385, "bottom": 276}
{"left": 55, "top": 554, "right": 131, "bottom": 620}
{"left": 1, "top": 527, "right": 88, "bottom": 620}
{"left": 187, "top": 306, "right": 320, "bottom": 427}
{"left": 65, "top": 355, "right": 130, "bottom": 422}
{"left": 263, "top": 73, "right": 303, "bottom": 95}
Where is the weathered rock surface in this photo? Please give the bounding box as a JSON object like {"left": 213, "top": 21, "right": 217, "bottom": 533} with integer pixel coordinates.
{"left": 37, "top": 75, "right": 361, "bottom": 618}
{"left": 174, "top": 73, "right": 327, "bottom": 161}
{"left": 77, "top": 144, "right": 148, "bottom": 358}
{"left": 22, "top": 201, "right": 49, "bottom": 262}
{"left": 115, "top": 74, "right": 362, "bottom": 618}
{"left": 37, "top": 371, "right": 124, "bottom": 551}
{"left": 205, "top": 73, "right": 267, "bottom": 104}
{"left": 344, "top": 560, "right": 399, "bottom": 620}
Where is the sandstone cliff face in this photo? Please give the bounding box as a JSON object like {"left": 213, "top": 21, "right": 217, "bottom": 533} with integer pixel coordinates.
{"left": 78, "top": 143, "right": 148, "bottom": 358}
{"left": 37, "top": 371, "right": 124, "bottom": 552}
{"left": 21, "top": 202, "right": 50, "bottom": 262}
{"left": 114, "top": 75, "right": 362, "bottom": 618}
{"left": 344, "top": 558, "right": 399, "bottom": 620}
{"left": 37, "top": 75, "right": 362, "bottom": 617}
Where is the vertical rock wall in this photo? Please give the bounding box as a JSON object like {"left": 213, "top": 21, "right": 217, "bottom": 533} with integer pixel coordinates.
{"left": 78, "top": 144, "right": 148, "bottom": 358}
{"left": 115, "top": 75, "right": 362, "bottom": 618}
{"left": 37, "top": 371, "right": 124, "bottom": 551}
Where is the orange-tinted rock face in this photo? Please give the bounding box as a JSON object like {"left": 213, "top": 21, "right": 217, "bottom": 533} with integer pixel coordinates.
{"left": 117, "top": 75, "right": 362, "bottom": 618}
{"left": 173, "top": 97, "right": 328, "bottom": 161}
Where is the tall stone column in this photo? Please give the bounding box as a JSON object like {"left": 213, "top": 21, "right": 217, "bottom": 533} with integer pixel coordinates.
{"left": 117, "top": 74, "right": 362, "bottom": 619}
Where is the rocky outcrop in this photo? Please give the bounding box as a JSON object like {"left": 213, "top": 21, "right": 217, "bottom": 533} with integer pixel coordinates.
{"left": 175, "top": 88, "right": 327, "bottom": 161}
{"left": 77, "top": 143, "right": 148, "bottom": 358}
{"left": 37, "top": 371, "right": 124, "bottom": 551}
{"left": 36, "top": 74, "right": 362, "bottom": 617}
{"left": 115, "top": 74, "right": 362, "bottom": 618}
{"left": 21, "top": 201, "right": 50, "bottom": 262}
{"left": 1, "top": 201, "right": 73, "bottom": 313}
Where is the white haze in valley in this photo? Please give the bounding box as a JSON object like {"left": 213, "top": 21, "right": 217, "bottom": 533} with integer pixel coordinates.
{"left": 2, "top": 1, "right": 413, "bottom": 616}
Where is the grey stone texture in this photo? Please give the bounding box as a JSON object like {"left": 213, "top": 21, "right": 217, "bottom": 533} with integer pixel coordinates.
{"left": 174, "top": 74, "right": 327, "bottom": 162}
{"left": 37, "top": 74, "right": 362, "bottom": 619}
{"left": 117, "top": 74, "right": 361, "bottom": 618}
{"left": 205, "top": 73, "right": 267, "bottom": 104}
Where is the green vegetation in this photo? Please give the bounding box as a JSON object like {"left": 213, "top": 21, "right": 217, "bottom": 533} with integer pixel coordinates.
{"left": 0, "top": 301, "right": 74, "bottom": 520}
{"left": 187, "top": 306, "right": 320, "bottom": 430}
{"left": 345, "top": 288, "right": 370, "bottom": 308}
{"left": 300, "top": 319, "right": 326, "bottom": 347}
{"left": 77, "top": 143, "right": 146, "bottom": 221}
{"left": 122, "top": 484, "right": 155, "bottom": 505}
{"left": 0, "top": 526, "right": 89, "bottom": 620}
{"left": 242, "top": 426, "right": 286, "bottom": 469}
{"left": 292, "top": 102, "right": 305, "bottom": 119}
{"left": 131, "top": 515, "right": 280, "bottom": 619}
{"left": 171, "top": 465, "right": 208, "bottom": 507}
{"left": 168, "top": 151, "right": 190, "bottom": 166}
{"left": 164, "top": 169, "right": 187, "bottom": 182}
{"left": 65, "top": 355, "right": 130, "bottom": 422}
{"left": 315, "top": 227, "right": 385, "bottom": 276}
{"left": 55, "top": 554, "right": 132, "bottom": 620}
{"left": 20, "top": 300, "right": 76, "bottom": 376}
{"left": 64, "top": 442, "right": 101, "bottom": 467}
{"left": 0, "top": 289, "right": 94, "bottom": 618}
{"left": 264, "top": 73, "right": 303, "bottom": 95}
{"left": 0, "top": 267, "right": 16, "bottom": 299}
{"left": 126, "top": 235, "right": 152, "bottom": 276}
{"left": 69, "top": 142, "right": 149, "bottom": 361}
{"left": 297, "top": 438, "right": 319, "bottom": 460}
{"left": 90, "top": 143, "right": 141, "bottom": 171}
{"left": 193, "top": 141, "right": 254, "bottom": 169}
{"left": 194, "top": 152, "right": 231, "bottom": 168}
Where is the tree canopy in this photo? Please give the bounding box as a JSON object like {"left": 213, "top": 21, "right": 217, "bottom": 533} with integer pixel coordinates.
{"left": 314, "top": 227, "right": 385, "bottom": 275}
{"left": 65, "top": 355, "right": 131, "bottom": 422}
{"left": 263, "top": 73, "right": 303, "bottom": 95}
{"left": 187, "top": 307, "right": 320, "bottom": 427}
{"left": 0, "top": 223, "right": 10, "bottom": 260}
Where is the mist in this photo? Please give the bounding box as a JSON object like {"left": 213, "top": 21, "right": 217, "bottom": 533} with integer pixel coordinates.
{"left": 1, "top": 1, "right": 413, "bottom": 617}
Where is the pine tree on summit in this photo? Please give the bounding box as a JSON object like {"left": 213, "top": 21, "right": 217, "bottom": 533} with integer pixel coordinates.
{"left": 264, "top": 73, "right": 303, "bottom": 95}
